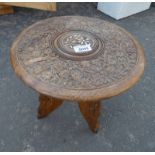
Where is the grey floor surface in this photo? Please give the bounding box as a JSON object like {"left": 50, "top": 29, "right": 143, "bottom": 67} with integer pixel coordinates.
{"left": 0, "top": 2, "right": 155, "bottom": 152}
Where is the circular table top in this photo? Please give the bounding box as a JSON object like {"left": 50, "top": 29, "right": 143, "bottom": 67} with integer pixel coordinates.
{"left": 10, "top": 16, "right": 145, "bottom": 101}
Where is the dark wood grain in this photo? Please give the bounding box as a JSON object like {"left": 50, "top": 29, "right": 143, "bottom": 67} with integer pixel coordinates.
{"left": 0, "top": 5, "right": 14, "bottom": 15}
{"left": 38, "top": 94, "right": 63, "bottom": 118}
{"left": 79, "top": 101, "right": 101, "bottom": 133}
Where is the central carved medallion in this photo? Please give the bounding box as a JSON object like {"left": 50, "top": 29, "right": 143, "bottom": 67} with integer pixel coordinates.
{"left": 53, "top": 30, "right": 104, "bottom": 60}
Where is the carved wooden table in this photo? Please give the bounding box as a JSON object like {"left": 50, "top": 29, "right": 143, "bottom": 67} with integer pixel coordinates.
{"left": 10, "top": 16, "right": 145, "bottom": 133}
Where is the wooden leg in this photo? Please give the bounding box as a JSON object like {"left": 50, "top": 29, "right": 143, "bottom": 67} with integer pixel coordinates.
{"left": 38, "top": 94, "right": 63, "bottom": 118}
{"left": 78, "top": 101, "right": 101, "bottom": 133}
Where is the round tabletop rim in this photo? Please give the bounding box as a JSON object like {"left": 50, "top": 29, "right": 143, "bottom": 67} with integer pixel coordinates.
{"left": 10, "top": 16, "right": 145, "bottom": 101}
